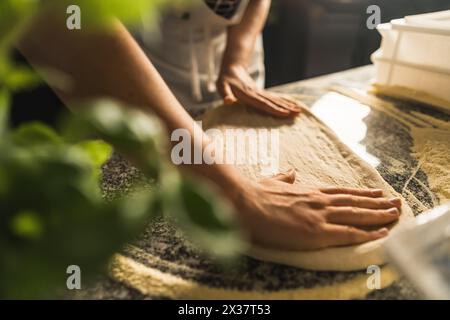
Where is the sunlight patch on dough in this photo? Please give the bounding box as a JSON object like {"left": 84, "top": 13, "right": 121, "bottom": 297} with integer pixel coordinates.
{"left": 310, "top": 92, "right": 380, "bottom": 167}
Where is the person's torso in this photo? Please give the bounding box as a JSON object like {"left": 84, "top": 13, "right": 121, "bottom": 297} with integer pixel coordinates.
{"left": 137, "top": 0, "right": 264, "bottom": 111}
{"left": 140, "top": 0, "right": 250, "bottom": 77}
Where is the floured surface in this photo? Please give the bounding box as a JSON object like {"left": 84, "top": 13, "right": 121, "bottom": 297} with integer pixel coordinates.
{"left": 411, "top": 128, "right": 450, "bottom": 202}
{"left": 333, "top": 86, "right": 450, "bottom": 205}
{"left": 109, "top": 250, "right": 399, "bottom": 299}
{"left": 76, "top": 67, "right": 428, "bottom": 299}
{"left": 201, "top": 101, "right": 415, "bottom": 271}
{"left": 371, "top": 84, "right": 450, "bottom": 115}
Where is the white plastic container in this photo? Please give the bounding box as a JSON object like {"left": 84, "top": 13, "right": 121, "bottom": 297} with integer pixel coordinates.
{"left": 371, "top": 11, "right": 450, "bottom": 111}
{"left": 372, "top": 52, "right": 450, "bottom": 105}
{"left": 374, "top": 16, "right": 450, "bottom": 71}
{"left": 405, "top": 10, "right": 450, "bottom": 29}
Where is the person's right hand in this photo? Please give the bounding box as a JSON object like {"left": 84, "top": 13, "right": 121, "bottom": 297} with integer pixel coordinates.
{"left": 234, "top": 169, "right": 402, "bottom": 250}
{"left": 217, "top": 64, "right": 303, "bottom": 118}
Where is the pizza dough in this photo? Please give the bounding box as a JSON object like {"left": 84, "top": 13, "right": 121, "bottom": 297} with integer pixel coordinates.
{"left": 200, "top": 100, "right": 415, "bottom": 271}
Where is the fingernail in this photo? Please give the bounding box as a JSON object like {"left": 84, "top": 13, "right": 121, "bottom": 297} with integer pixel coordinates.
{"left": 378, "top": 228, "right": 389, "bottom": 236}
{"left": 371, "top": 189, "right": 383, "bottom": 197}
{"left": 389, "top": 198, "right": 401, "bottom": 206}
{"left": 387, "top": 208, "right": 399, "bottom": 215}
{"left": 224, "top": 96, "right": 236, "bottom": 104}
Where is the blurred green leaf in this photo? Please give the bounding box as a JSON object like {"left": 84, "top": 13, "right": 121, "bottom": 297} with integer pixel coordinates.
{"left": 0, "top": 0, "right": 241, "bottom": 299}
{"left": 70, "top": 0, "right": 162, "bottom": 25}
{"left": 74, "top": 140, "right": 112, "bottom": 169}
{"left": 180, "top": 178, "right": 234, "bottom": 233}
{"left": 0, "top": 139, "right": 150, "bottom": 298}
{"left": 10, "top": 210, "right": 43, "bottom": 240}
{"left": 66, "top": 99, "right": 164, "bottom": 179}
{"left": 51, "top": 0, "right": 192, "bottom": 28}
{"left": 0, "top": 0, "right": 39, "bottom": 52}
{"left": 73, "top": 139, "right": 113, "bottom": 182}
{"left": 3, "top": 65, "right": 41, "bottom": 91}
{"left": 0, "top": 55, "right": 8, "bottom": 76}
{"left": 119, "top": 190, "right": 161, "bottom": 228}
{"left": 12, "top": 122, "right": 63, "bottom": 146}
{"left": 0, "top": 166, "right": 9, "bottom": 196}
{"left": 0, "top": 89, "right": 10, "bottom": 135}
{"left": 164, "top": 174, "right": 243, "bottom": 259}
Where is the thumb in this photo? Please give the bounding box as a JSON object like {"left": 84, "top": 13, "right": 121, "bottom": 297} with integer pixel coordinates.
{"left": 272, "top": 168, "right": 296, "bottom": 184}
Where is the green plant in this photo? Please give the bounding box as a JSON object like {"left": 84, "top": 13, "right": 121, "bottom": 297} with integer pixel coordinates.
{"left": 0, "top": 0, "right": 242, "bottom": 299}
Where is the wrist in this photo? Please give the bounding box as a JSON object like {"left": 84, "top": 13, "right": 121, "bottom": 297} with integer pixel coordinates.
{"left": 216, "top": 165, "right": 248, "bottom": 205}
{"left": 220, "top": 61, "right": 247, "bottom": 78}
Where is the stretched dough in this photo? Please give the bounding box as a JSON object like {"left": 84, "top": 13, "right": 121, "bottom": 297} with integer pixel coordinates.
{"left": 200, "top": 101, "right": 415, "bottom": 271}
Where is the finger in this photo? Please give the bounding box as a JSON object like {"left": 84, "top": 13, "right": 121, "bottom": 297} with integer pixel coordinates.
{"left": 279, "top": 96, "right": 309, "bottom": 110}
{"left": 223, "top": 84, "right": 237, "bottom": 105}
{"left": 273, "top": 169, "right": 296, "bottom": 184}
{"left": 260, "top": 169, "right": 296, "bottom": 185}
{"left": 217, "top": 81, "right": 237, "bottom": 105}
{"left": 224, "top": 96, "right": 237, "bottom": 105}
{"left": 253, "top": 91, "right": 300, "bottom": 116}
{"left": 258, "top": 91, "right": 301, "bottom": 112}
{"left": 325, "top": 207, "right": 399, "bottom": 226}
{"left": 279, "top": 97, "right": 304, "bottom": 113}
{"left": 328, "top": 194, "right": 402, "bottom": 209}
{"left": 321, "top": 224, "right": 388, "bottom": 247}
{"left": 231, "top": 85, "right": 292, "bottom": 117}
{"left": 263, "top": 92, "right": 303, "bottom": 113}
{"left": 320, "top": 187, "right": 383, "bottom": 198}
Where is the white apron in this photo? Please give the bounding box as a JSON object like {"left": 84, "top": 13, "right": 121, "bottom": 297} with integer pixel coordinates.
{"left": 138, "top": 0, "right": 265, "bottom": 114}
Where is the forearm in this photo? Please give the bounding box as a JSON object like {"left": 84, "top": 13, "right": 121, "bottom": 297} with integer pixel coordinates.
{"left": 19, "top": 11, "right": 187, "bottom": 131}
{"left": 221, "top": 0, "right": 271, "bottom": 69}
{"left": 18, "top": 9, "right": 244, "bottom": 202}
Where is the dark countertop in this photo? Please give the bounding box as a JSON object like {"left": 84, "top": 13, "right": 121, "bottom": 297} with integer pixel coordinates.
{"left": 76, "top": 65, "right": 449, "bottom": 300}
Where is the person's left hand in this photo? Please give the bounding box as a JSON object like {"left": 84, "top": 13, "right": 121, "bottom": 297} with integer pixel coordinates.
{"left": 217, "top": 64, "right": 304, "bottom": 118}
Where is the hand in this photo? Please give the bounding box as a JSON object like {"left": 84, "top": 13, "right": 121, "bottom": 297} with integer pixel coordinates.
{"left": 234, "top": 169, "right": 402, "bottom": 250}
{"left": 217, "top": 64, "right": 303, "bottom": 118}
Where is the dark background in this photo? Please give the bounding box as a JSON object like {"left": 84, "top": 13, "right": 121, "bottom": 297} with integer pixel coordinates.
{"left": 11, "top": 0, "right": 450, "bottom": 126}
{"left": 264, "top": 0, "right": 450, "bottom": 86}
